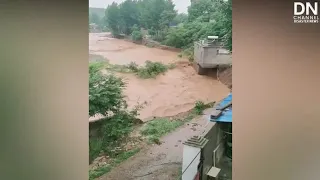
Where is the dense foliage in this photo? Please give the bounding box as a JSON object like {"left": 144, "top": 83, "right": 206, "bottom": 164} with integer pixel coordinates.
{"left": 105, "top": 2, "right": 121, "bottom": 36}
{"left": 104, "top": 0, "right": 232, "bottom": 51}
{"left": 89, "top": 62, "right": 138, "bottom": 162}
{"left": 105, "top": 0, "right": 177, "bottom": 36}
{"left": 89, "top": 62, "right": 127, "bottom": 117}
{"left": 165, "top": 0, "right": 232, "bottom": 50}
{"left": 130, "top": 25, "right": 143, "bottom": 41}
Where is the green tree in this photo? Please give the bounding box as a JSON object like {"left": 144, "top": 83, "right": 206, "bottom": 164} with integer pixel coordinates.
{"left": 131, "top": 24, "right": 143, "bottom": 41}
{"left": 102, "top": 0, "right": 232, "bottom": 51}
{"left": 209, "top": 0, "right": 232, "bottom": 51}
{"left": 139, "top": 0, "right": 176, "bottom": 30}
{"left": 220, "top": 0, "right": 232, "bottom": 51}
{"left": 188, "top": 0, "right": 214, "bottom": 22}
{"left": 89, "top": 63, "right": 127, "bottom": 117}
{"left": 118, "top": 0, "right": 140, "bottom": 35}
{"left": 171, "top": 13, "right": 188, "bottom": 25}
{"left": 164, "top": 0, "right": 232, "bottom": 51}
{"left": 159, "top": 9, "right": 177, "bottom": 29}
{"left": 105, "top": 2, "right": 121, "bottom": 36}
{"left": 89, "top": 62, "right": 139, "bottom": 162}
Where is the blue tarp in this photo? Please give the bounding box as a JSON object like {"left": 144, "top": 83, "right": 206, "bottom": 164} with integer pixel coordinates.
{"left": 209, "top": 93, "right": 232, "bottom": 123}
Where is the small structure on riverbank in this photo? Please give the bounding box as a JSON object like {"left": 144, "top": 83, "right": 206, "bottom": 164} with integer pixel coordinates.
{"left": 193, "top": 36, "right": 232, "bottom": 75}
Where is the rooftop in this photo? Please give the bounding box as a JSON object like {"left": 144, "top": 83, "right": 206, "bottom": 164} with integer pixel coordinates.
{"left": 209, "top": 93, "right": 232, "bottom": 123}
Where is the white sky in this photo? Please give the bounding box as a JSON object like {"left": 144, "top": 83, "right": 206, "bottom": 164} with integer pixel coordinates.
{"left": 89, "top": 0, "right": 190, "bottom": 13}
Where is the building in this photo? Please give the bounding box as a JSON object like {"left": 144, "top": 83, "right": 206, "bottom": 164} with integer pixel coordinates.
{"left": 182, "top": 93, "right": 232, "bottom": 180}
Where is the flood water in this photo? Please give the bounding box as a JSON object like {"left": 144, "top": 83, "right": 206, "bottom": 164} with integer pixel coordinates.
{"left": 89, "top": 33, "right": 229, "bottom": 121}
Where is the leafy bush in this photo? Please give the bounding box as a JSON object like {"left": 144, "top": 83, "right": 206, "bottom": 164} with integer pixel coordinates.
{"left": 194, "top": 101, "right": 207, "bottom": 115}
{"left": 163, "top": 20, "right": 224, "bottom": 49}
{"left": 136, "top": 61, "right": 169, "bottom": 79}
{"left": 141, "top": 118, "right": 183, "bottom": 144}
{"left": 100, "top": 61, "right": 174, "bottom": 79}
{"left": 131, "top": 30, "right": 143, "bottom": 41}
{"left": 89, "top": 109, "right": 139, "bottom": 162}
{"left": 89, "top": 62, "right": 139, "bottom": 162}
{"left": 89, "top": 62, "right": 127, "bottom": 117}
{"left": 126, "top": 62, "right": 139, "bottom": 72}
{"left": 181, "top": 47, "right": 194, "bottom": 62}
{"left": 131, "top": 24, "right": 143, "bottom": 41}
{"left": 148, "top": 28, "right": 156, "bottom": 36}
{"left": 151, "top": 29, "right": 169, "bottom": 43}
{"left": 89, "top": 138, "right": 103, "bottom": 162}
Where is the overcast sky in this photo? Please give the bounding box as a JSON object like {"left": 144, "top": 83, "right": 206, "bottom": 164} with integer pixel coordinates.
{"left": 89, "top": 0, "right": 190, "bottom": 13}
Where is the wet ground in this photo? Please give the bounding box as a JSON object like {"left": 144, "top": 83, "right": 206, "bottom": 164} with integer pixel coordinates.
{"left": 99, "top": 109, "right": 215, "bottom": 180}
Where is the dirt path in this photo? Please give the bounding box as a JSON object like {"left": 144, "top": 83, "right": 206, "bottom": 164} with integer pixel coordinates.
{"left": 89, "top": 33, "right": 229, "bottom": 122}
{"left": 99, "top": 109, "right": 215, "bottom": 180}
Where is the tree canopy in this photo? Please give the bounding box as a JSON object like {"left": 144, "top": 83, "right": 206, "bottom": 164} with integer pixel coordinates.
{"left": 104, "top": 0, "right": 232, "bottom": 50}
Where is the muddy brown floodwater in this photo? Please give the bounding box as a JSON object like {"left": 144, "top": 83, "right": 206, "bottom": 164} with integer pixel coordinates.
{"left": 89, "top": 33, "right": 229, "bottom": 122}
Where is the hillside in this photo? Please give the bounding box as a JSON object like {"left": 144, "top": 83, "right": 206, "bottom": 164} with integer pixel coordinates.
{"left": 89, "top": 7, "right": 105, "bottom": 18}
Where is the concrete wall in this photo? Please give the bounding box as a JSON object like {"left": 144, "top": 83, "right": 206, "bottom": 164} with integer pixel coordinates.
{"left": 194, "top": 42, "right": 231, "bottom": 68}
{"left": 182, "top": 145, "right": 201, "bottom": 180}
{"left": 201, "top": 122, "right": 225, "bottom": 180}
{"left": 181, "top": 116, "right": 228, "bottom": 180}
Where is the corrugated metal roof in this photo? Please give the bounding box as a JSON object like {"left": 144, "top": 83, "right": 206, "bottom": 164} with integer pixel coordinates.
{"left": 209, "top": 93, "right": 232, "bottom": 123}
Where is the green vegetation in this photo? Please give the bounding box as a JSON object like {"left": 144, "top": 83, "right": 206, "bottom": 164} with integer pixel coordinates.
{"left": 89, "top": 148, "right": 140, "bottom": 180}
{"left": 141, "top": 118, "right": 183, "bottom": 144}
{"left": 105, "top": 0, "right": 176, "bottom": 35}
{"left": 115, "top": 61, "right": 175, "bottom": 78}
{"left": 131, "top": 25, "right": 143, "bottom": 41}
{"left": 89, "top": 62, "right": 127, "bottom": 117}
{"left": 172, "top": 13, "right": 188, "bottom": 25}
{"left": 89, "top": 61, "right": 144, "bottom": 179}
{"left": 178, "top": 47, "right": 194, "bottom": 62}
{"left": 103, "top": 0, "right": 232, "bottom": 52}
{"left": 166, "top": 0, "right": 231, "bottom": 51}
{"left": 141, "top": 101, "right": 214, "bottom": 144}
{"left": 89, "top": 62, "right": 140, "bottom": 162}
{"left": 89, "top": 55, "right": 175, "bottom": 79}
{"left": 107, "top": 61, "right": 174, "bottom": 78}
{"left": 194, "top": 100, "right": 213, "bottom": 115}
{"left": 89, "top": 54, "right": 108, "bottom": 62}
{"left": 135, "top": 61, "right": 172, "bottom": 78}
